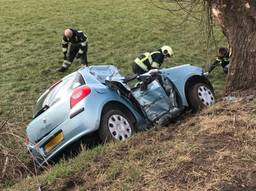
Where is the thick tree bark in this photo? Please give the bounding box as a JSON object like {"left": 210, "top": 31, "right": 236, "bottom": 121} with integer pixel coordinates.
{"left": 209, "top": 0, "right": 256, "bottom": 93}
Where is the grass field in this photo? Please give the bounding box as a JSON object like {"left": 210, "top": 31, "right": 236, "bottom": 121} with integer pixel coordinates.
{"left": 0, "top": 0, "right": 234, "bottom": 189}
{"left": 0, "top": 0, "right": 226, "bottom": 122}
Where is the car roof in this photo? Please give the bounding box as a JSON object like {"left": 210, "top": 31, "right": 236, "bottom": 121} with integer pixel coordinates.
{"left": 79, "top": 64, "right": 122, "bottom": 84}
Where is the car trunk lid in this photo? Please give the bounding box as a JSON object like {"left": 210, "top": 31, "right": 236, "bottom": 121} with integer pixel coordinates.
{"left": 26, "top": 72, "right": 85, "bottom": 143}
{"left": 26, "top": 100, "right": 69, "bottom": 143}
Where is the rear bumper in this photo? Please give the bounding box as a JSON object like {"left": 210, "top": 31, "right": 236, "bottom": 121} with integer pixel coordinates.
{"left": 26, "top": 109, "right": 99, "bottom": 166}
{"left": 26, "top": 90, "right": 148, "bottom": 166}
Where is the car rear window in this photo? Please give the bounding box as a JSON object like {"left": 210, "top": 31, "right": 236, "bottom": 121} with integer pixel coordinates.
{"left": 33, "top": 72, "right": 85, "bottom": 118}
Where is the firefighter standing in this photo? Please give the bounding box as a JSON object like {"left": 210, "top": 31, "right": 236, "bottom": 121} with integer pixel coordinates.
{"left": 208, "top": 47, "right": 230, "bottom": 74}
{"left": 57, "top": 28, "right": 88, "bottom": 72}
{"left": 132, "top": 45, "right": 174, "bottom": 75}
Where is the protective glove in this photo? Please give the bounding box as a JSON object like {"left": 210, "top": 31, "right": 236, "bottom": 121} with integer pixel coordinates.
{"left": 148, "top": 69, "right": 161, "bottom": 77}
{"left": 203, "top": 72, "right": 209, "bottom": 76}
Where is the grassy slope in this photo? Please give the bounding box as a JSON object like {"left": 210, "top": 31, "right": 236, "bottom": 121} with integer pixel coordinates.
{"left": 9, "top": 96, "right": 256, "bottom": 191}
{"left": 0, "top": 0, "right": 235, "bottom": 189}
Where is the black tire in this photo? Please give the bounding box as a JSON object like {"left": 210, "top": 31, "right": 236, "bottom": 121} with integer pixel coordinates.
{"left": 99, "top": 108, "right": 136, "bottom": 142}
{"left": 187, "top": 82, "right": 215, "bottom": 112}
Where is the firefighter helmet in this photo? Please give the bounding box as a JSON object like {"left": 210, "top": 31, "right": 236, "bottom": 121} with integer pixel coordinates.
{"left": 218, "top": 47, "right": 229, "bottom": 58}
{"left": 161, "top": 45, "right": 173, "bottom": 57}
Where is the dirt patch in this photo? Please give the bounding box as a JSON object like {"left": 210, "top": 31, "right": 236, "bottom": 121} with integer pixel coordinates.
{"left": 158, "top": 97, "right": 256, "bottom": 190}
{"left": 216, "top": 168, "right": 256, "bottom": 191}
{"left": 41, "top": 172, "right": 85, "bottom": 191}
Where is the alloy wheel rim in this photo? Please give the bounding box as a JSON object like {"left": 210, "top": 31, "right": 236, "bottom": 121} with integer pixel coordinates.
{"left": 108, "top": 114, "right": 132, "bottom": 140}
{"left": 197, "top": 86, "right": 215, "bottom": 106}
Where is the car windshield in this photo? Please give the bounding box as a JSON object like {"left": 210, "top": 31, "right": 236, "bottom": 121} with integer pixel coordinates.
{"left": 33, "top": 72, "right": 85, "bottom": 118}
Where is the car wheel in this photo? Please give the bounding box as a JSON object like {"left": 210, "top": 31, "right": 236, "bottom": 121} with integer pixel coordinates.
{"left": 188, "top": 82, "right": 215, "bottom": 111}
{"left": 99, "top": 108, "right": 135, "bottom": 142}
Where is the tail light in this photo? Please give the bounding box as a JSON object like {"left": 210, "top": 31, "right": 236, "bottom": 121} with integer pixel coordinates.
{"left": 70, "top": 85, "right": 91, "bottom": 109}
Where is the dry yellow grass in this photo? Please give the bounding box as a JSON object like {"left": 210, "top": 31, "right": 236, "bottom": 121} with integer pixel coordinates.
{"left": 8, "top": 94, "right": 255, "bottom": 191}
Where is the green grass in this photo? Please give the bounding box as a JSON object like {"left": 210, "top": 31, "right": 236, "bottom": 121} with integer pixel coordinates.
{"left": 0, "top": 0, "right": 229, "bottom": 189}
{"left": 0, "top": 0, "right": 225, "bottom": 121}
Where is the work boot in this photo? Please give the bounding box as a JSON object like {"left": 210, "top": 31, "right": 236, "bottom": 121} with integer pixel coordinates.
{"left": 56, "top": 66, "right": 68, "bottom": 72}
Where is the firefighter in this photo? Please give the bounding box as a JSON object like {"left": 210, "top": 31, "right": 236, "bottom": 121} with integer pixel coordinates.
{"left": 57, "top": 28, "right": 88, "bottom": 72}
{"left": 132, "top": 45, "right": 174, "bottom": 75}
{"left": 208, "top": 47, "right": 230, "bottom": 74}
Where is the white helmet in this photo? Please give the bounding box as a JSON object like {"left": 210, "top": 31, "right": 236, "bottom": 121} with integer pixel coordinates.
{"left": 161, "top": 45, "right": 173, "bottom": 57}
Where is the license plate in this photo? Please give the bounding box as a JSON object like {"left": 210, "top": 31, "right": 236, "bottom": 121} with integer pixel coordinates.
{"left": 44, "top": 131, "right": 64, "bottom": 153}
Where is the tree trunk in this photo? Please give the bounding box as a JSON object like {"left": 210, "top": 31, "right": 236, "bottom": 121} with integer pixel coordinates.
{"left": 209, "top": 0, "right": 256, "bottom": 93}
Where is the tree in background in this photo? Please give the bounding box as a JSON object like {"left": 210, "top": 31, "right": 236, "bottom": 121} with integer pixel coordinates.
{"left": 208, "top": 0, "right": 256, "bottom": 93}
{"left": 161, "top": 0, "right": 256, "bottom": 93}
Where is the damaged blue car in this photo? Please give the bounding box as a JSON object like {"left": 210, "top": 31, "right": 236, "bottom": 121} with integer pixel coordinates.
{"left": 25, "top": 64, "right": 215, "bottom": 165}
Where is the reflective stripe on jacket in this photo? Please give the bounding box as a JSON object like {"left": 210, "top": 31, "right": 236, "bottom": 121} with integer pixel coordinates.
{"left": 134, "top": 52, "right": 152, "bottom": 71}
{"left": 134, "top": 50, "right": 164, "bottom": 72}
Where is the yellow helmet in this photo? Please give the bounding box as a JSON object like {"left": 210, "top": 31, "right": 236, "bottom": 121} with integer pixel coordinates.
{"left": 161, "top": 45, "right": 173, "bottom": 57}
